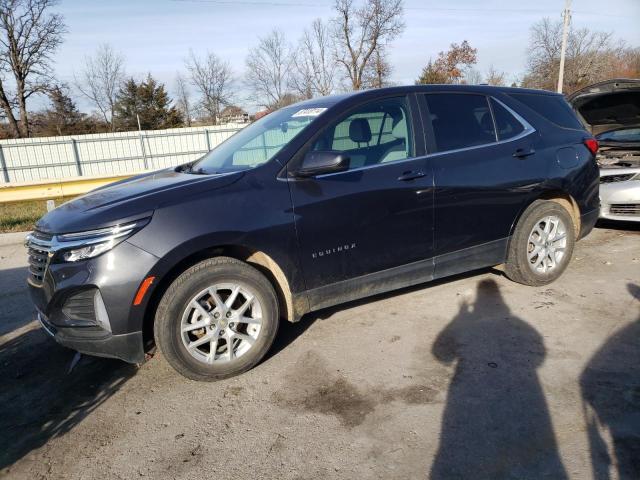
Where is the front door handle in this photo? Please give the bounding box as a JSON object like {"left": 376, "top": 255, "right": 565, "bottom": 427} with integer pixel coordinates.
{"left": 513, "top": 148, "right": 536, "bottom": 158}
{"left": 397, "top": 170, "right": 426, "bottom": 181}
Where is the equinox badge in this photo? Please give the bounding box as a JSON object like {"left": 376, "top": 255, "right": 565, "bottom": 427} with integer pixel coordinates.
{"left": 311, "top": 243, "right": 357, "bottom": 259}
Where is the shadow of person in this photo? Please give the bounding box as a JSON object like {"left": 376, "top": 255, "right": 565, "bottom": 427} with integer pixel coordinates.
{"left": 430, "top": 279, "right": 567, "bottom": 479}
{"left": 580, "top": 283, "right": 640, "bottom": 480}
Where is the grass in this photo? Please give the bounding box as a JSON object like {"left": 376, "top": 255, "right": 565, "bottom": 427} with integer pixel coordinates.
{"left": 0, "top": 197, "right": 75, "bottom": 233}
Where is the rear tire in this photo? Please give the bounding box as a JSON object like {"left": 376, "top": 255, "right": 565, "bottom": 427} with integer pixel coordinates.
{"left": 505, "top": 200, "right": 576, "bottom": 286}
{"left": 155, "top": 257, "right": 279, "bottom": 381}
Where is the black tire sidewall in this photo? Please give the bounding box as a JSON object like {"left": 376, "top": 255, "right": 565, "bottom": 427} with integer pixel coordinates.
{"left": 156, "top": 258, "right": 279, "bottom": 380}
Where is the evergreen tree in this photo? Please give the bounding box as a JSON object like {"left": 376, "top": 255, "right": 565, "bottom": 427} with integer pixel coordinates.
{"left": 114, "top": 75, "right": 184, "bottom": 131}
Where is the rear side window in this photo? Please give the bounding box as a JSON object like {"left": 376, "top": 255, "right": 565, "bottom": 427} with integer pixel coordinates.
{"left": 508, "top": 93, "right": 584, "bottom": 130}
{"left": 425, "top": 93, "right": 496, "bottom": 152}
{"left": 490, "top": 98, "right": 525, "bottom": 140}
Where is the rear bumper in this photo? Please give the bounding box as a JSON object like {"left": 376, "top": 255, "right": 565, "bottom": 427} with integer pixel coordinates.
{"left": 38, "top": 310, "right": 144, "bottom": 363}
{"left": 579, "top": 208, "right": 600, "bottom": 239}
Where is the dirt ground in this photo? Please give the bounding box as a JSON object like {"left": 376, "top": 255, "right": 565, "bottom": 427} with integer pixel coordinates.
{"left": 1, "top": 223, "right": 638, "bottom": 480}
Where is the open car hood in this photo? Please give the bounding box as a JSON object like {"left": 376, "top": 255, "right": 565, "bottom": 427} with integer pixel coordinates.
{"left": 568, "top": 79, "right": 640, "bottom": 135}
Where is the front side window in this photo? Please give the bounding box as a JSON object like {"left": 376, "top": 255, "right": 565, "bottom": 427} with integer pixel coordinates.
{"left": 192, "top": 105, "right": 323, "bottom": 174}
{"left": 425, "top": 93, "right": 496, "bottom": 152}
{"left": 310, "top": 96, "right": 414, "bottom": 170}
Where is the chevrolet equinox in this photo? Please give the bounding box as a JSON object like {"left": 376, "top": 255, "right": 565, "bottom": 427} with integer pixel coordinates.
{"left": 26, "top": 85, "right": 600, "bottom": 380}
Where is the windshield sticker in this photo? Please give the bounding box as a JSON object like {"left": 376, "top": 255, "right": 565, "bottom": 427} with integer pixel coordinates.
{"left": 292, "top": 107, "right": 327, "bottom": 118}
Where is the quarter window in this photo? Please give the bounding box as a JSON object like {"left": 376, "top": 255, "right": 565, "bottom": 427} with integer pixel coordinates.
{"left": 490, "top": 98, "right": 525, "bottom": 140}
{"left": 310, "top": 96, "right": 414, "bottom": 170}
{"left": 508, "top": 93, "right": 584, "bottom": 130}
{"left": 425, "top": 93, "right": 496, "bottom": 152}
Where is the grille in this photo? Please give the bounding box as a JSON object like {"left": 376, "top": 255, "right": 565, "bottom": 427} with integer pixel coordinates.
{"left": 609, "top": 204, "right": 640, "bottom": 216}
{"left": 26, "top": 230, "right": 53, "bottom": 286}
{"left": 600, "top": 174, "right": 635, "bottom": 183}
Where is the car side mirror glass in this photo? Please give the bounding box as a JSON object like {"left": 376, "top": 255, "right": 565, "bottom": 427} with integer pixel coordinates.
{"left": 294, "top": 151, "right": 350, "bottom": 178}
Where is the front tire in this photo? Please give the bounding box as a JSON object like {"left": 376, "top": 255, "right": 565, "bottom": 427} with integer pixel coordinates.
{"left": 155, "top": 257, "right": 279, "bottom": 381}
{"left": 505, "top": 200, "right": 576, "bottom": 286}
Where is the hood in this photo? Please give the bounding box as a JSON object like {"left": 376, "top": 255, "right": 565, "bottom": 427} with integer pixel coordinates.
{"left": 568, "top": 79, "right": 640, "bottom": 135}
{"left": 36, "top": 168, "right": 244, "bottom": 234}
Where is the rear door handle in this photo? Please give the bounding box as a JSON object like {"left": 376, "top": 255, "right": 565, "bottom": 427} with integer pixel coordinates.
{"left": 513, "top": 148, "right": 536, "bottom": 158}
{"left": 397, "top": 170, "right": 426, "bottom": 181}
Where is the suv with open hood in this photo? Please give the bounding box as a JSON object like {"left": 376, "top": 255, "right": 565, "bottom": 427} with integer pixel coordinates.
{"left": 569, "top": 79, "right": 640, "bottom": 221}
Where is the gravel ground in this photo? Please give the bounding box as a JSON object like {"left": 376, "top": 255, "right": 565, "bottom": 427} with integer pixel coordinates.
{"left": 1, "top": 224, "right": 638, "bottom": 480}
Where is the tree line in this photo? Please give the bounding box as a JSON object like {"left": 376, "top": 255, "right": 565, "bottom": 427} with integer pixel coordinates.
{"left": 0, "top": 0, "right": 638, "bottom": 139}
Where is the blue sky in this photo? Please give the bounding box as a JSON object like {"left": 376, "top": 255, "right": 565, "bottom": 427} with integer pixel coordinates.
{"left": 51, "top": 0, "right": 640, "bottom": 113}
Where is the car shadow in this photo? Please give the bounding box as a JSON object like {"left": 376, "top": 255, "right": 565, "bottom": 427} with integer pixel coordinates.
{"left": 266, "top": 267, "right": 498, "bottom": 361}
{"left": 0, "top": 327, "right": 136, "bottom": 473}
{"left": 580, "top": 283, "right": 640, "bottom": 479}
{"left": 596, "top": 219, "right": 640, "bottom": 232}
{"left": 0, "top": 266, "right": 32, "bottom": 336}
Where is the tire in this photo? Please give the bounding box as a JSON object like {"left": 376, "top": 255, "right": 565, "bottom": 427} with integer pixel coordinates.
{"left": 504, "top": 200, "right": 576, "bottom": 286}
{"left": 155, "top": 256, "right": 279, "bottom": 381}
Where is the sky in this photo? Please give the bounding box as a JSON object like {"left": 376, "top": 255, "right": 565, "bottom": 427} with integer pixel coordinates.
{"left": 48, "top": 0, "right": 640, "bottom": 113}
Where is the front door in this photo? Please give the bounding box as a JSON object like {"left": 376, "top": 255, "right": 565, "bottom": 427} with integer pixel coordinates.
{"left": 287, "top": 95, "right": 434, "bottom": 304}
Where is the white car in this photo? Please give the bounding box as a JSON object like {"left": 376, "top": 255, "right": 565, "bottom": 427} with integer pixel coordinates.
{"left": 569, "top": 79, "right": 640, "bottom": 222}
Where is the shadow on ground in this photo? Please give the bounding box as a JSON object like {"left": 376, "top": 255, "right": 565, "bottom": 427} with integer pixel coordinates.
{"left": 596, "top": 219, "right": 640, "bottom": 233}
{"left": 429, "top": 279, "right": 568, "bottom": 479}
{"left": 0, "top": 266, "right": 32, "bottom": 336}
{"left": 580, "top": 283, "right": 640, "bottom": 479}
{"left": 0, "top": 327, "right": 136, "bottom": 473}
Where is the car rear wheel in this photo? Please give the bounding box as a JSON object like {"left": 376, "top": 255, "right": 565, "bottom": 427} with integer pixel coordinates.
{"left": 155, "top": 257, "right": 279, "bottom": 381}
{"left": 505, "top": 200, "right": 576, "bottom": 286}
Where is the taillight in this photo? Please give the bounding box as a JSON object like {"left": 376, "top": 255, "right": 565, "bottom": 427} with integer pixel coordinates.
{"left": 584, "top": 138, "right": 599, "bottom": 156}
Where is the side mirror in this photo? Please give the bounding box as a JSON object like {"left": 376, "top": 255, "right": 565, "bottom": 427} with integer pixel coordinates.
{"left": 294, "top": 151, "right": 350, "bottom": 178}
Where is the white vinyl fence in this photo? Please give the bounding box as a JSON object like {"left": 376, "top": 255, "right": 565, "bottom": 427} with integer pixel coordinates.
{"left": 0, "top": 124, "right": 246, "bottom": 185}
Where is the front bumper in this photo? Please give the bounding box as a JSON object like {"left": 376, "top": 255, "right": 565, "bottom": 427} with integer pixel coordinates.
{"left": 599, "top": 181, "right": 640, "bottom": 222}
{"left": 27, "top": 240, "right": 160, "bottom": 364}
{"left": 38, "top": 310, "right": 144, "bottom": 363}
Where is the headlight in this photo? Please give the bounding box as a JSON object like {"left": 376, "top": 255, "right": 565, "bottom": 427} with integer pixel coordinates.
{"left": 55, "top": 218, "right": 150, "bottom": 262}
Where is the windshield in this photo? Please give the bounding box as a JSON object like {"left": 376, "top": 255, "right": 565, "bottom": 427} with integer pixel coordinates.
{"left": 597, "top": 127, "right": 640, "bottom": 143}
{"left": 190, "top": 106, "right": 327, "bottom": 174}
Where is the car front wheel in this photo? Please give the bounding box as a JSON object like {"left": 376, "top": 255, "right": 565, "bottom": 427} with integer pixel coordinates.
{"left": 155, "top": 257, "right": 279, "bottom": 381}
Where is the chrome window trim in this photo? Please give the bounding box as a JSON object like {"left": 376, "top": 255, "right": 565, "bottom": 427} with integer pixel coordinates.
{"left": 310, "top": 96, "right": 536, "bottom": 179}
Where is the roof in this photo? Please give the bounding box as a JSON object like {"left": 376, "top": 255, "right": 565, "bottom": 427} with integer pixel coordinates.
{"left": 286, "top": 84, "right": 561, "bottom": 111}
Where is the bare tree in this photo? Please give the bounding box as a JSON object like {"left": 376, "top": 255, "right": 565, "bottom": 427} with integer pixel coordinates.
{"left": 363, "top": 44, "right": 393, "bottom": 88}
{"left": 462, "top": 67, "right": 482, "bottom": 85}
{"left": 174, "top": 73, "right": 192, "bottom": 127}
{"left": 523, "top": 18, "right": 627, "bottom": 93}
{"left": 290, "top": 19, "right": 336, "bottom": 98}
{"left": 186, "top": 50, "right": 233, "bottom": 125}
{"left": 485, "top": 65, "right": 506, "bottom": 86}
{"left": 75, "top": 44, "right": 125, "bottom": 132}
{"left": 0, "top": 0, "right": 66, "bottom": 138}
{"left": 332, "top": 0, "right": 404, "bottom": 91}
{"left": 246, "top": 29, "right": 294, "bottom": 109}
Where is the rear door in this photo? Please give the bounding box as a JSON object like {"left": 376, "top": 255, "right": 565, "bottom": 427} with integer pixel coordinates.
{"left": 287, "top": 94, "right": 434, "bottom": 303}
{"left": 419, "top": 92, "right": 542, "bottom": 277}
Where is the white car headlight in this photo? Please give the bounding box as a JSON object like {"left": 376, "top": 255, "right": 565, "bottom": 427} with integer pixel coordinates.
{"left": 55, "top": 218, "right": 150, "bottom": 262}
